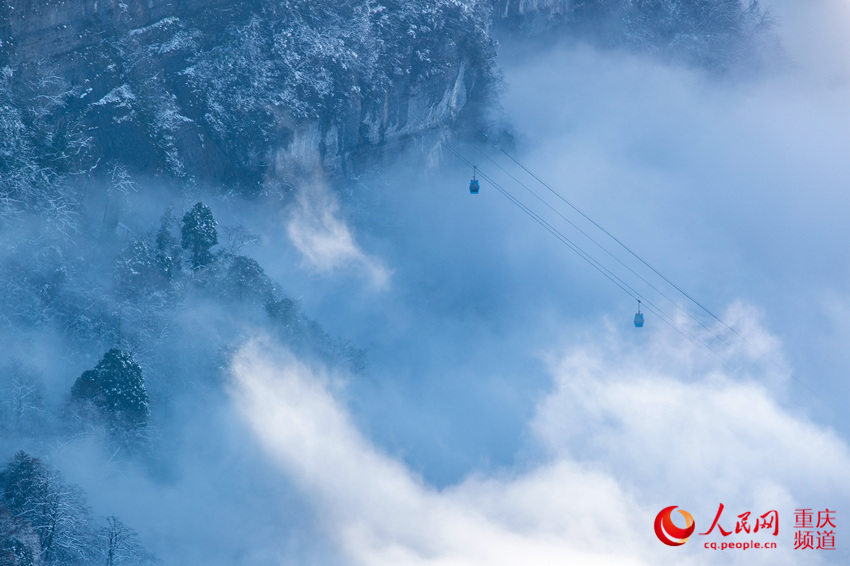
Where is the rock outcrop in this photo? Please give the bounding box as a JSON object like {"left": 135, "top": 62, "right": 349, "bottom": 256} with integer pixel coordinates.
{"left": 1, "top": 0, "right": 495, "bottom": 193}
{"left": 0, "top": 0, "right": 770, "bottom": 200}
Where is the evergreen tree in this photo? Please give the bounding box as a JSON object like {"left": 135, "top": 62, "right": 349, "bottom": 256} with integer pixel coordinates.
{"left": 70, "top": 350, "right": 149, "bottom": 430}
{"left": 180, "top": 202, "right": 218, "bottom": 270}
{"left": 226, "top": 256, "right": 274, "bottom": 303}
{"left": 0, "top": 453, "right": 50, "bottom": 522}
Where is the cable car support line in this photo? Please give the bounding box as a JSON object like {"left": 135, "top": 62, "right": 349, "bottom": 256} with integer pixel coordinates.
{"left": 444, "top": 143, "right": 733, "bottom": 370}
{"left": 446, "top": 141, "right": 823, "bottom": 401}
{"left": 467, "top": 144, "right": 730, "bottom": 344}
{"left": 486, "top": 139, "right": 741, "bottom": 339}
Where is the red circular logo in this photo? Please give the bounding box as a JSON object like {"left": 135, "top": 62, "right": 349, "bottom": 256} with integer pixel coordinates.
{"left": 654, "top": 506, "right": 695, "bottom": 546}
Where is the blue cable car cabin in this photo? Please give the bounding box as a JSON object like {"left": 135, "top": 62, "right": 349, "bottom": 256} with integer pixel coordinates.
{"left": 634, "top": 300, "right": 644, "bottom": 327}
{"left": 469, "top": 166, "right": 479, "bottom": 194}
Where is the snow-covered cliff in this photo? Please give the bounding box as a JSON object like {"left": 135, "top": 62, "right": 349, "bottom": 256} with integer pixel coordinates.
{"left": 2, "top": 0, "right": 495, "bottom": 194}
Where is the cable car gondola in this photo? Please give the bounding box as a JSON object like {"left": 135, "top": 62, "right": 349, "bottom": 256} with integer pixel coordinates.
{"left": 446, "top": 143, "right": 744, "bottom": 352}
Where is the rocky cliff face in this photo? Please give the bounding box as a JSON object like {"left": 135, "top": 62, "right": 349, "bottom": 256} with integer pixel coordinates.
{"left": 1, "top": 0, "right": 495, "bottom": 196}
{"left": 1, "top": 0, "right": 769, "bottom": 206}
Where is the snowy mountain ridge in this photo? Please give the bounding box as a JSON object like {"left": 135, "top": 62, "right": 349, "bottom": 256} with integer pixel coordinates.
{"left": 1, "top": 0, "right": 769, "bottom": 204}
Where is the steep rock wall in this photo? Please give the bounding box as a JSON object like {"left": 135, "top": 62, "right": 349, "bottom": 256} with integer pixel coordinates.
{"left": 1, "top": 0, "right": 494, "bottom": 194}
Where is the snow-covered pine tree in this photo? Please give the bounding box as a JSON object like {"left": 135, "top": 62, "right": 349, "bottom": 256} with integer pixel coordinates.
{"left": 180, "top": 202, "right": 218, "bottom": 270}
{"left": 70, "top": 350, "right": 150, "bottom": 431}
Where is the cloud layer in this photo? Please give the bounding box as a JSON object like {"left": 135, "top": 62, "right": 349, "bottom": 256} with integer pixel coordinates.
{"left": 231, "top": 312, "right": 850, "bottom": 565}
{"left": 286, "top": 176, "right": 391, "bottom": 289}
